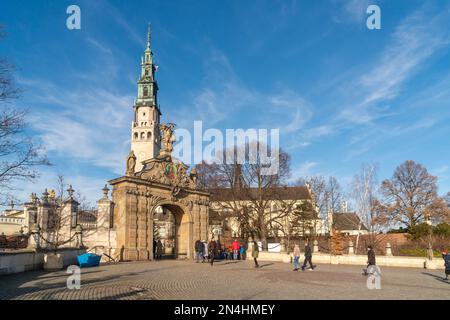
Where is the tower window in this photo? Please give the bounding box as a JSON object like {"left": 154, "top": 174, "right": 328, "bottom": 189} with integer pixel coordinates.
{"left": 143, "top": 86, "right": 148, "bottom": 97}
{"left": 145, "top": 69, "right": 149, "bottom": 76}
{"left": 134, "top": 132, "right": 138, "bottom": 140}
{"left": 141, "top": 132, "right": 145, "bottom": 139}
{"left": 147, "top": 132, "right": 152, "bottom": 139}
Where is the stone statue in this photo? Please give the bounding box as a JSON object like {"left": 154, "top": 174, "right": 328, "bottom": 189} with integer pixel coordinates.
{"left": 126, "top": 150, "right": 137, "bottom": 176}
{"left": 159, "top": 123, "right": 176, "bottom": 157}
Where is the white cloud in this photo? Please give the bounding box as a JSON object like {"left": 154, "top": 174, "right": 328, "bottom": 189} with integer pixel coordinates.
{"left": 289, "top": 161, "right": 318, "bottom": 182}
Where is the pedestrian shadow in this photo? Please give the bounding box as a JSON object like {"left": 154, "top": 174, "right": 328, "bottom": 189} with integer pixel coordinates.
{"left": 258, "top": 263, "right": 274, "bottom": 268}
{"left": 421, "top": 272, "right": 450, "bottom": 284}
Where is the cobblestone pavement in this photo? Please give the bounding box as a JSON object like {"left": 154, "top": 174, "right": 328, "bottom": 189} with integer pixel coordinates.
{"left": 0, "top": 260, "right": 448, "bottom": 300}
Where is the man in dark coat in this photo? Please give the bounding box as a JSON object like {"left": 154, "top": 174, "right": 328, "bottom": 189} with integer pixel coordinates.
{"left": 194, "top": 239, "right": 203, "bottom": 263}
{"left": 363, "top": 245, "right": 376, "bottom": 275}
{"left": 301, "top": 242, "right": 315, "bottom": 271}
{"left": 442, "top": 250, "right": 450, "bottom": 281}
{"left": 208, "top": 238, "right": 218, "bottom": 266}
{"left": 156, "top": 239, "right": 163, "bottom": 260}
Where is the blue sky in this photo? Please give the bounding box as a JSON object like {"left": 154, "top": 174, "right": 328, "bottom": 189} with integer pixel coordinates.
{"left": 1, "top": 0, "right": 450, "bottom": 206}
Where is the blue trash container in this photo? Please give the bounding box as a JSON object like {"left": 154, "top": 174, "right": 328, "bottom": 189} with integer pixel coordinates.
{"left": 77, "top": 253, "right": 101, "bottom": 268}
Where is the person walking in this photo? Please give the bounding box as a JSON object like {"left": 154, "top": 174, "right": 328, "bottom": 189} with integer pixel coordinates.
{"left": 156, "top": 239, "right": 163, "bottom": 260}
{"left": 240, "top": 244, "right": 246, "bottom": 261}
{"left": 442, "top": 250, "right": 450, "bottom": 281}
{"left": 208, "top": 238, "right": 218, "bottom": 266}
{"left": 194, "top": 239, "right": 203, "bottom": 263}
{"left": 202, "top": 240, "right": 208, "bottom": 263}
{"left": 232, "top": 240, "right": 240, "bottom": 260}
{"left": 293, "top": 244, "right": 301, "bottom": 271}
{"left": 301, "top": 242, "right": 314, "bottom": 271}
{"left": 252, "top": 241, "right": 260, "bottom": 268}
{"left": 363, "top": 245, "right": 376, "bottom": 275}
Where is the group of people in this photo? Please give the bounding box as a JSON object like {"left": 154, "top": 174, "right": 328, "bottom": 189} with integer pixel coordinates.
{"left": 292, "top": 242, "right": 315, "bottom": 271}
{"left": 194, "top": 238, "right": 219, "bottom": 266}
{"left": 194, "top": 238, "right": 450, "bottom": 280}
{"left": 152, "top": 239, "right": 163, "bottom": 260}
{"left": 194, "top": 239, "right": 248, "bottom": 266}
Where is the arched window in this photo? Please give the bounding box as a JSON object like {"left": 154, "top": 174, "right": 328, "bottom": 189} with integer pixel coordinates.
{"left": 134, "top": 132, "right": 138, "bottom": 140}
{"left": 147, "top": 132, "right": 152, "bottom": 139}
{"left": 140, "top": 132, "right": 145, "bottom": 139}
{"left": 143, "top": 86, "right": 149, "bottom": 97}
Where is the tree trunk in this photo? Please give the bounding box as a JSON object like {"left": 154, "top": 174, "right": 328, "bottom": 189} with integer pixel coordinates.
{"left": 355, "top": 222, "right": 362, "bottom": 255}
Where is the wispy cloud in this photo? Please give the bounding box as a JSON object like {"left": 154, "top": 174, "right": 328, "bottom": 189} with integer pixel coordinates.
{"left": 288, "top": 161, "right": 318, "bottom": 182}
{"left": 340, "top": 5, "right": 450, "bottom": 124}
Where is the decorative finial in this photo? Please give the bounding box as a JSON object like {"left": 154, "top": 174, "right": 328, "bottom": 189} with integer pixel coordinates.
{"left": 67, "top": 185, "right": 74, "bottom": 199}
{"left": 102, "top": 184, "right": 109, "bottom": 199}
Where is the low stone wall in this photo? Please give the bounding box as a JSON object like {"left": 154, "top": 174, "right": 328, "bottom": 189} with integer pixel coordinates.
{"left": 0, "top": 248, "right": 86, "bottom": 275}
{"left": 248, "top": 251, "right": 445, "bottom": 270}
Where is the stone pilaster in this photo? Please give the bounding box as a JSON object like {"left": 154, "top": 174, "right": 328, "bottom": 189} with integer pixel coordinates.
{"left": 23, "top": 194, "right": 37, "bottom": 234}
{"left": 125, "top": 192, "right": 139, "bottom": 261}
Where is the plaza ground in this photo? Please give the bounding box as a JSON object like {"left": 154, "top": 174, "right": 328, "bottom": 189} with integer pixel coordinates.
{"left": 0, "top": 259, "right": 448, "bottom": 300}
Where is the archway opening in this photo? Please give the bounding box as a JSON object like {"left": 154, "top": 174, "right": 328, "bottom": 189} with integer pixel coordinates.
{"left": 153, "top": 204, "right": 190, "bottom": 260}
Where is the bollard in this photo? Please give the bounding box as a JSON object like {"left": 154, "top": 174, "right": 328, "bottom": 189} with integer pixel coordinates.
{"left": 385, "top": 242, "right": 393, "bottom": 256}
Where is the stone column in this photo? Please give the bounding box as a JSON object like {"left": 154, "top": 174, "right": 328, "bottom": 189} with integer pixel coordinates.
{"left": 37, "top": 190, "right": 51, "bottom": 249}
{"left": 23, "top": 193, "right": 38, "bottom": 234}
{"left": 61, "top": 186, "right": 79, "bottom": 248}
{"left": 27, "top": 224, "right": 41, "bottom": 250}
{"left": 385, "top": 242, "right": 393, "bottom": 256}
{"left": 125, "top": 192, "right": 139, "bottom": 260}
{"left": 97, "top": 185, "right": 114, "bottom": 256}
{"left": 187, "top": 221, "right": 194, "bottom": 260}
{"left": 75, "top": 224, "right": 83, "bottom": 248}
{"left": 193, "top": 203, "right": 201, "bottom": 242}
{"left": 348, "top": 241, "right": 354, "bottom": 255}
{"left": 200, "top": 204, "right": 208, "bottom": 242}
{"left": 137, "top": 193, "right": 149, "bottom": 260}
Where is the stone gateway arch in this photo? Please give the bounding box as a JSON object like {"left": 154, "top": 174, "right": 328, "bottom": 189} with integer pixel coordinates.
{"left": 108, "top": 28, "right": 210, "bottom": 261}
{"left": 109, "top": 154, "right": 210, "bottom": 261}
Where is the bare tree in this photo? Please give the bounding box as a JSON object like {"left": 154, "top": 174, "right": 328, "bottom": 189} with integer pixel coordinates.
{"left": 0, "top": 25, "right": 50, "bottom": 204}
{"left": 351, "top": 163, "right": 387, "bottom": 253}
{"left": 380, "top": 160, "right": 448, "bottom": 229}
{"left": 199, "top": 143, "right": 294, "bottom": 250}
{"left": 326, "top": 176, "right": 342, "bottom": 214}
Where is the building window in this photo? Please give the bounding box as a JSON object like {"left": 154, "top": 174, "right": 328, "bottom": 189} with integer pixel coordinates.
{"left": 147, "top": 132, "right": 152, "bottom": 139}
{"left": 134, "top": 132, "right": 138, "bottom": 140}
{"left": 143, "top": 86, "right": 149, "bottom": 97}
{"left": 141, "top": 132, "right": 145, "bottom": 139}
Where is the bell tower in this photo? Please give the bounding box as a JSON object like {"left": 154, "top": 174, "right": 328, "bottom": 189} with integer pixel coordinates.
{"left": 130, "top": 24, "right": 161, "bottom": 172}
